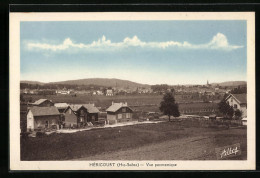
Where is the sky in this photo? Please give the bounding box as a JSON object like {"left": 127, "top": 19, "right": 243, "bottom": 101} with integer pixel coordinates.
{"left": 20, "top": 20, "right": 247, "bottom": 85}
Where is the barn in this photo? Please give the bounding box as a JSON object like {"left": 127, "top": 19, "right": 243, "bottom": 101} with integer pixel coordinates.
{"left": 27, "top": 106, "right": 60, "bottom": 132}
{"left": 63, "top": 104, "right": 100, "bottom": 128}
{"left": 106, "top": 102, "right": 133, "bottom": 124}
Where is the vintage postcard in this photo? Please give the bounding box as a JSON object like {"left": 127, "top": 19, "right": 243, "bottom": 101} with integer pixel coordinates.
{"left": 9, "top": 12, "right": 255, "bottom": 170}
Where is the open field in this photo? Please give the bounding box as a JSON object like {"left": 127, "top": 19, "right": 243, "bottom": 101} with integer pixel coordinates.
{"left": 21, "top": 122, "right": 247, "bottom": 160}
{"left": 23, "top": 94, "right": 164, "bottom": 109}
{"left": 22, "top": 94, "right": 219, "bottom": 112}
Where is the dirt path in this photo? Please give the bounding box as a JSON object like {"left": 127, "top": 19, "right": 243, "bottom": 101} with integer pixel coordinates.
{"left": 75, "top": 136, "right": 217, "bottom": 160}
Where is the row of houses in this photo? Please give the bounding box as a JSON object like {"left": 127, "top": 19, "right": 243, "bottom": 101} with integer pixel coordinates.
{"left": 26, "top": 99, "right": 133, "bottom": 131}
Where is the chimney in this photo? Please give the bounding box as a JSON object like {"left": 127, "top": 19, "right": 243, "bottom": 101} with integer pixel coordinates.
{"left": 112, "top": 101, "right": 114, "bottom": 105}
{"left": 125, "top": 102, "right": 127, "bottom": 106}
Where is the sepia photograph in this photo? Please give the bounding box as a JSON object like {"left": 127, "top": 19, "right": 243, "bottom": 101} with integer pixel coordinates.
{"left": 9, "top": 12, "right": 255, "bottom": 170}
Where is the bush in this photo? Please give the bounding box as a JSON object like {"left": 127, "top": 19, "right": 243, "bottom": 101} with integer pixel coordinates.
{"left": 36, "top": 132, "right": 45, "bottom": 137}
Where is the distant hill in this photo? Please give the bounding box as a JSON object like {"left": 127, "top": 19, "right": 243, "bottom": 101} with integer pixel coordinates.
{"left": 20, "top": 80, "right": 45, "bottom": 85}
{"left": 48, "top": 78, "right": 150, "bottom": 89}
{"left": 20, "top": 79, "right": 246, "bottom": 88}
{"left": 211, "top": 81, "right": 246, "bottom": 87}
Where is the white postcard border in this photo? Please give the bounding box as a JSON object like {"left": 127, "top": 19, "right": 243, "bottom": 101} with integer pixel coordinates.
{"left": 9, "top": 12, "right": 255, "bottom": 170}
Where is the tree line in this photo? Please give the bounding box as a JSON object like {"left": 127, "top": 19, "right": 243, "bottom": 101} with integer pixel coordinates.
{"left": 20, "top": 83, "right": 111, "bottom": 91}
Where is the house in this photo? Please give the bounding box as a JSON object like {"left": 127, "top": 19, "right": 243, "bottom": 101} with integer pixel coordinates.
{"left": 30, "top": 99, "right": 54, "bottom": 107}
{"left": 54, "top": 103, "right": 69, "bottom": 113}
{"left": 56, "top": 90, "right": 71, "bottom": 95}
{"left": 225, "top": 94, "right": 247, "bottom": 117}
{"left": 106, "top": 102, "right": 133, "bottom": 124}
{"left": 63, "top": 104, "right": 100, "bottom": 127}
{"left": 27, "top": 106, "right": 61, "bottom": 131}
{"left": 106, "top": 89, "right": 114, "bottom": 96}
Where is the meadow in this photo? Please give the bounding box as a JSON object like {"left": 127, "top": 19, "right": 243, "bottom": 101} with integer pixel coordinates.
{"left": 21, "top": 121, "right": 247, "bottom": 160}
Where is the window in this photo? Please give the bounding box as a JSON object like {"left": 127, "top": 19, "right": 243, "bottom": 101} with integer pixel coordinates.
{"left": 126, "top": 113, "right": 131, "bottom": 118}
{"left": 234, "top": 104, "right": 238, "bottom": 109}
{"left": 118, "top": 114, "right": 122, "bottom": 119}
{"left": 122, "top": 108, "right": 126, "bottom": 112}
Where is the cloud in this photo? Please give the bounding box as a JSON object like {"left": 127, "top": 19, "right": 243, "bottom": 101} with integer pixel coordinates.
{"left": 25, "top": 33, "right": 243, "bottom": 52}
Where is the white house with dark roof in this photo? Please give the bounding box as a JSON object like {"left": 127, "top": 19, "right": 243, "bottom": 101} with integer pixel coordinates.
{"left": 106, "top": 102, "right": 133, "bottom": 124}
{"left": 27, "top": 106, "right": 60, "bottom": 131}
{"left": 225, "top": 93, "right": 247, "bottom": 117}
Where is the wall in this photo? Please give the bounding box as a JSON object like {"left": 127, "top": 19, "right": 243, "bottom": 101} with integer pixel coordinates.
{"left": 107, "top": 113, "right": 117, "bottom": 124}
{"left": 88, "top": 113, "right": 98, "bottom": 122}
{"left": 64, "top": 108, "right": 78, "bottom": 125}
{"left": 116, "top": 107, "right": 133, "bottom": 122}
{"left": 226, "top": 96, "right": 241, "bottom": 109}
{"left": 33, "top": 115, "right": 59, "bottom": 130}
{"left": 27, "top": 110, "right": 34, "bottom": 131}
{"left": 106, "top": 107, "right": 133, "bottom": 124}
{"left": 240, "top": 105, "right": 247, "bottom": 117}
{"left": 116, "top": 113, "right": 132, "bottom": 123}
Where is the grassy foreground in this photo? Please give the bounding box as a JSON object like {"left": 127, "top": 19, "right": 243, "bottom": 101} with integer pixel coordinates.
{"left": 21, "top": 122, "right": 247, "bottom": 160}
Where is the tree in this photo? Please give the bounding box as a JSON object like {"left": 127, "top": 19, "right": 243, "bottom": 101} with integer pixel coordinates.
{"left": 218, "top": 99, "right": 234, "bottom": 119}
{"left": 227, "top": 106, "right": 234, "bottom": 119}
{"left": 170, "top": 88, "right": 175, "bottom": 94}
{"left": 159, "top": 92, "right": 180, "bottom": 121}
{"left": 20, "top": 94, "right": 25, "bottom": 102}
{"left": 234, "top": 109, "right": 243, "bottom": 119}
{"left": 231, "top": 86, "right": 247, "bottom": 94}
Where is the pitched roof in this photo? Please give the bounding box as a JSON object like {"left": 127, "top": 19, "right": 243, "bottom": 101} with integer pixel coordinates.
{"left": 29, "top": 106, "right": 60, "bottom": 116}
{"left": 54, "top": 103, "right": 69, "bottom": 109}
{"left": 82, "top": 104, "right": 100, "bottom": 113}
{"left": 69, "top": 104, "right": 84, "bottom": 112}
{"left": 232, "top": 94, "right": 247, "bottom": 104}
{"left": 68, "top": 104, "right": 99, "bottom": 113}
{"left": 32, "top": 99, "right": 52, "bottom": 105}
{"left": 106, "top": 103, "right": 133, "bottom": 112}
{"left": 226, "top": 94, "right": 247, "bottom": 104}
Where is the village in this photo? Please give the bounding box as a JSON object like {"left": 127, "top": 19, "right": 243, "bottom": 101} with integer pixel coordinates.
{"left": 20, "top": 83, "right": 248, "bottom": 160}
{"left": 20, "top": 80, "right": 247, "bottom": 137}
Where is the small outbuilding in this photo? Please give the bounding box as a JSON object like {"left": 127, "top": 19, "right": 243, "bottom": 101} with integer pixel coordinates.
{"left": 27, "top": 106, "right": 60, "bottom": 131}
{"left": 106, "top": 102, "right": 133, "bottom": 124}
{"left": 242, "top": 117, "right": 247, "bottom": 126}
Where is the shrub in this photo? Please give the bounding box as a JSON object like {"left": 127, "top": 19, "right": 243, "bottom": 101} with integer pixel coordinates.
{"left": 36, "top": 132, "right": 45, "bottom": 137}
